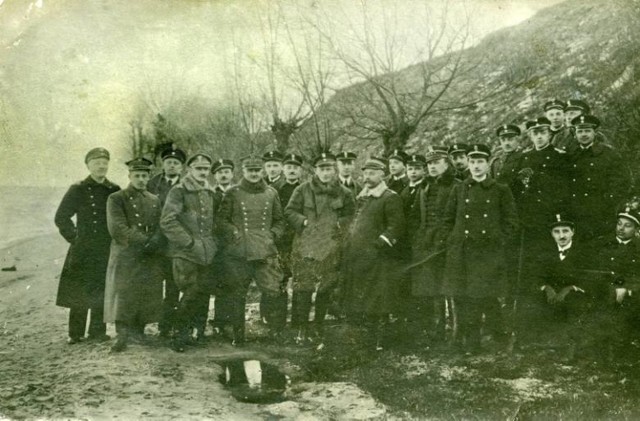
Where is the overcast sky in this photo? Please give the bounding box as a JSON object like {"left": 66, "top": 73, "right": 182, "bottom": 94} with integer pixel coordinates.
{"left": 0, "top": 0, "right": 564, "bottom": 187}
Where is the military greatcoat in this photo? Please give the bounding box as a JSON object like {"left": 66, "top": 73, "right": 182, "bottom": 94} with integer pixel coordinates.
{"left": 285, "top": 176, "right": 356, "bottom": 290}
{"left": 442, "top": 178, "right": 519, "bottom": 298}
{"left": 55, "top": 176, "right": 121, "bottom": 309}
{"left": 569, "top": 144, "right": 631, "bottom": 240}
{"left": 343, "top": 182, "right": 405, "bottom": 315}
{"left": 104, "top": 185, "right": 163, "bottom": 324}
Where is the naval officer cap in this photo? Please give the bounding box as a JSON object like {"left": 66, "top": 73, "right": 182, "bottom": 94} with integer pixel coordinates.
{"left": 525, "top": 117, "right": 552, "bottom": 131}
{"left": 361, "top": 157, "right": 388, "bottom": 172}
{"left": 126, "top": 157, "right": 153, "bottom": 172}
{"left": 387, "top": 149, "right": 408, "bottom": 164}
{"left": 313, "top": 151, "right": 337, "bottom": 167}
{"left": 425, "top": 146, "right": 449, "bottom": 163}
{"left": 85, "top": 147, "right": 110, "bottom": 164}
{"left": 211, "top": 158, "right": 234, "bottom": 174}
{"left": 336, "top": 151, "right": 357, "bottom": 162}
{"left": 466, "top": 144, "right": 491, "bottom": 159}
{"left": 549, "top": 213, "right": 575, "bottom": 229}
{"left": 544, "top": 99, "right": 566, "bottom": 111}
{"left": 496, "top": 124, "right": 522, "bottom": 137}
{"left": 448, "top": 143, "right": 469, "bottom": 155}
{"left": 565, "top": 99, "right": 590, "bottom": 114}
{"left": 617, "top": 202, "right": 640, "bottom": 226}
{"left": 186, "top": 152, "right": 213, "bottom": 167}
{"left": 406, "top": 154, "right": 427, "bottom": 167}
{"left": 241, "top": 155, "right": 264, "bottom": 170}
{"left": 571, "top": 114, "right": 600, "bottom": 129}
{"left": 261, "top": 150, "right": 284, "bottom": 163}
{"left": 161, "top": 147, "right": 187, "bottom": 164}
{"left": 283, "top": 153, "right": 304, "bottom": 166}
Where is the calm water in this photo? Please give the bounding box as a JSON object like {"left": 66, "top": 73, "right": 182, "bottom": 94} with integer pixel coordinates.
{"left": 0, "top": 185, "right": 68, "bottom": 250}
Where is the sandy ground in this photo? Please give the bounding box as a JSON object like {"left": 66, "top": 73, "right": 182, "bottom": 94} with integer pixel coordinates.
{"left": 0, "top": 234, "right": 390, "bottom": 420}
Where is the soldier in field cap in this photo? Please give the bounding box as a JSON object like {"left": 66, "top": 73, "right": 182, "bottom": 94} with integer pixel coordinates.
{"left": 55, "top": 147, "right": 121, "bottom": 344}
{"left": 343, "top": 156, "right": 405, "bottom": 350}
{"left": 105, "top": 158, "right": 164, "bottom": 352}
{"left": 218, "top": 154, "right": 286, "bottom": 345}
{"left": 285, "top": 151, "right": 356, "bottom": 343}
{"left": 161, "top": 152, "right": 221, "bottom": 352}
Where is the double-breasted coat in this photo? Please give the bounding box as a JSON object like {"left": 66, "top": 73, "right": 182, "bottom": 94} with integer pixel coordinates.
{"left": 104, "top": 185, "right": 164, "bottom": 324}
{"left": 160, "top": 174, "right": 220, "bottom": 266}
{"left": 55, "top": 176, "right": 121, "bottom": 309}
{"left": 285, "top": 176, "right": 356, "bottom": 290}
{"left": 410, "top": 169, "right": 459, "bottom": 296}
{"left": 442, "top": 178, "right": 519, "bottom": 298}
{"left": 342, "top": 182, "right": 405, "bottom": 315}
{"left": 569, "top": 143, "right": 631, "bottom": 240}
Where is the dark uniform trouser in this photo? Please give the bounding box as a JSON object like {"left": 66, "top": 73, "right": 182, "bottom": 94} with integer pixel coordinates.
{"left": 69, "top": 307, "right": 106, "bottom": 339}
{"left": 158, "top": 257, "right": 180, "bottom": 335}
{"left": 225, "top": 256, "right": 283, "bottom": 341}
{"left": 455, "top": 296, "right": 506, "bottom": 348}
{"left": 172, "top": 258, "right": 211, "bottom": 339}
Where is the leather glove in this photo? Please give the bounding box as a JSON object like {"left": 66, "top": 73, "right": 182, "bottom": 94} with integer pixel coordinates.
{"left": 517, "top": 168, "right": 534, "bottom": 182}
{"left": 375, "top": 236, "right": 392, "bottom": 249}
{"left": 541, "top": 285, "right": 556, "bottom": 304}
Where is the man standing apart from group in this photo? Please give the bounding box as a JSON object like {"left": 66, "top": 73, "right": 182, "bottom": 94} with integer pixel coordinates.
{"left": 55, "top": 148, "right": 120, "bottom": 344}
{"left": 161, "top": 153, "right": 221, "bottom": 352}
{"left": 104, "top": 158, "right": 164, "bottom": 352}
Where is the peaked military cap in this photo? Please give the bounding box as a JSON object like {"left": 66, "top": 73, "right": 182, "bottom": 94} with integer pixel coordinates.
{"left": 448, "top": 143, "right": 469, "bottom": 155}
{"left": 467, "top": 144, "right": 491, "bottom": 158}
{"left": 387, "top": 149, "right": 408, "bottom": 163}
{"left": 313, "top": 151, "right": 337, "bottom": 167}
{"left": 496, "top": 124, "right": 521, "bottom": 137}
{"left": 544, "top": 99, "right": 566, "bottom": 111}
{"left": 161, "top": 147, "right": 187, "bottom": 163}
{"left": 565, "top": 99, "right": 590, "bottom": 113}
{"left": 571, "top": 114, "right": 600, "bottom": 129}
{"left": 618, "top": 202, "right": 640, "bottom": 226}
{"left": 336, "top": 151, "right": 357, "bottom": 161}
{"left": 283, "top": 153, "right": 304, "bottom": 166}
{"left": 549, "top": 213, "right": 575, "bottom": 229}
{"left": 186, "top": 153, "right": 213, "bottom": 167}
{"left": 425, "top": 146, "right": 449, "bottom": 163}
{"left": 85, "top": 147, "right": 110, "bottom": 164}
{"left": 406, "top": 154, "right": 427, "bottom": 167}
{"left": 525, "top": 117, "right": 552, "bottom": 131}
{"left": 361, "top": 157, "right": 387, "bottom": 172}
{"left": 126, "top": 157, "right": 153, "bottom": 172}
{"left": 212, "top": 158, "right": 234, "bottom": 173}
{"left": 241, "top": 155, "right": 263, "bottom": 169}
{"left": 262, "top": 150, "right": 284, "bottom": 162}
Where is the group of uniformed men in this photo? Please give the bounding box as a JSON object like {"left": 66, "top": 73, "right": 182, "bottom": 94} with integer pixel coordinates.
{"left": 54, "top": 97, "right": 640, "bottom": 361}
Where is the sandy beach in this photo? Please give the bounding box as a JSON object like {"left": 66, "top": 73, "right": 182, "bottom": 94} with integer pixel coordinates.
{"left": 0, "top": 232, "right": 390, "bottom": 420}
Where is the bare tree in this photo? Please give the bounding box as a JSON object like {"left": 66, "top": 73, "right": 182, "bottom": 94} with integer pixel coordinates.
{"left": 311, "top": 0, "right": 503, "bottom": 153}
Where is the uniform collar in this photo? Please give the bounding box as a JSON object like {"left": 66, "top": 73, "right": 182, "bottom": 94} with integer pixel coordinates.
{"left": 465, "top": 176, "right": 495, "bottom": 188}
{"left": 617, "top": 237, "right": 632, "bottom": 245}
{"left": 557, "top": 242, "right": 572, "bottom": 253}
{"left": 357, "top": 181, "right": 388, "bottom": 199}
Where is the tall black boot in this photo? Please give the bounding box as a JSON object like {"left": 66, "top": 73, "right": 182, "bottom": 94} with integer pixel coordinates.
{"left": 231, "top": 294, "right": 247, "bottom": 346}
{"left": 111, "top": 322, "right": 128, "bottom": 353}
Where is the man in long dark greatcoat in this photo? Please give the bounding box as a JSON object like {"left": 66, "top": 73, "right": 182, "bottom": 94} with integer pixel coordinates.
{"left": 343, "top": 157, "right": 405, "bottom": 350}
{"left": 105, "top": 158, "right": 164, "bottom": 352}
{"left": 55, "top": 147, "right": 121, "bottom": 344}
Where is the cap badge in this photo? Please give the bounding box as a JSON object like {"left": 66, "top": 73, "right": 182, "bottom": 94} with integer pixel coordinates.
{"left": 556, "top": 214, "right": 561, "bottom": 222}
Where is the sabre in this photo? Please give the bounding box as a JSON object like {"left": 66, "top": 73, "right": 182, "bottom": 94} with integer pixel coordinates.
{"left": 403, "top": 249, "right": 446, "bottom": 272}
